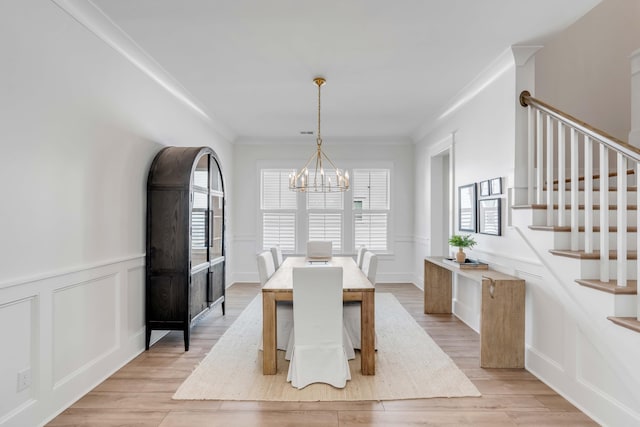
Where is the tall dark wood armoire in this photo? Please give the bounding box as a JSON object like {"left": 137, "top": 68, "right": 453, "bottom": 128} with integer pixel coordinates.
{"left": 145, "top": 146, "right": 225, "bottom": 351}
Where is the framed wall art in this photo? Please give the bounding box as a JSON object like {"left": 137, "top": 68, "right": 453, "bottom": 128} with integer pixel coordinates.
{"left": 458, "top": 183, "right": 477, "bottom": 232}
{"left": 490, "top": 177, "right": 502, "bottom": 195}
{"left": 479, "top": 180, "right": 490, "bottom": 197}
{"left": 478, "top": 198, "right": 501, "bottom": 236}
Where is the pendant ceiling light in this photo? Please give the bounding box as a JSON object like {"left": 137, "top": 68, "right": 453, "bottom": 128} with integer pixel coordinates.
{"left": 289, "top": 77, "right": 349, "bottom": 192}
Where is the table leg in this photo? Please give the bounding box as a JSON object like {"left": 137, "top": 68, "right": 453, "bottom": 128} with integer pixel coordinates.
{"left": 262, "top": 292, "right": 277, "bottom": 374}
{"left": 360, "top": 291, "right": 375, "bottom": 375}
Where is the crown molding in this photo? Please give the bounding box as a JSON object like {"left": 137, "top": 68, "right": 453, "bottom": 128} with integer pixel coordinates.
{"left": 411, "top": 46, "right": 541, "bottom": 143}
{"left": 50, "top": 0, "right": 237, "bottom": 142}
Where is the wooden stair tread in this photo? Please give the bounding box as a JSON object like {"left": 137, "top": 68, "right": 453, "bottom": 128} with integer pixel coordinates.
{"left": 529, "top": 225, "right": 638, "bottom": 232}
{"left": 543, "top": 186, "right": 638, "bottom": 192}
{"left": 607, "top": 317, "right": 640, "bottom": 333}
{"left": 549, "top": 249, "right": 638, "bottom": 260}
{"left": 513, "top": 204, "right": 637, "bottom": 210}
{"left": 575, "top": 279, "right": 637, "bottom": 295}
{"left": 552, "top": 168, "right": 635, "bottom": 185}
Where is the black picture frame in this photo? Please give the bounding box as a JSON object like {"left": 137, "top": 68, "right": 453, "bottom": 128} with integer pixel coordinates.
{"left": 478, "top": 198, "right": 501, "bottom": 236}
{"left": 458, "top": 183, "right": 477, "bottom": 232}
{"left": 490, "top": 177, "right": 502, "bottom": 195}
{"left": 479, "top": 180, "right": 490, "bottom": 197}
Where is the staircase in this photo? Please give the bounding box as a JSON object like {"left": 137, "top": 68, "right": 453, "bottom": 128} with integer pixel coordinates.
{"left": 515, "top": 91, "right": 640, "bottom": 333}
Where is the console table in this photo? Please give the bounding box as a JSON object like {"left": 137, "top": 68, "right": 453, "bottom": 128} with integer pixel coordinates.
{"left": 424, "top": 257, "right": 525, "bottom": 368}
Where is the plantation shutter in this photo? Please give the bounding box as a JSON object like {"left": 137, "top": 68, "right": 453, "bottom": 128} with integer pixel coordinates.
{"left": 353, "top": 169, "right": 389, "bottom": 251}
{"left": 308, "top": 213, "right": 342, "bottom": 252}
{"left": 261, "top": 169, "right": 297, "bottom": 252}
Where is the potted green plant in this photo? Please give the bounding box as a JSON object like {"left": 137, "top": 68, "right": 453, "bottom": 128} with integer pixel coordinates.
{"left": 448, "top": 234, "right": 477, "bottom": 263}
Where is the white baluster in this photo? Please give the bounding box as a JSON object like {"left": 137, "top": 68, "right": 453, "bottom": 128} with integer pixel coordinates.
{"left": 536, "top": 110, "right": 544, "bottom": 204}
{"left": 557, "top": 122, "right": 566, "bottom": 227}
{"left": 617, "top": 153, "right": 628, "bottom": 287}
{"left": 599, "top": 146, "right": 609, "bottom": 282}
{"left": 584, "top": 137, "right": 593, "bottom": 253}
{"left": 546, "top": 115, "right": 554, "bottom": 226}
{"left": 570, "top": 128, "right": 579, "bottom": 251}
{"left": 528, "top": 106, "right": 535, "bottom": 204}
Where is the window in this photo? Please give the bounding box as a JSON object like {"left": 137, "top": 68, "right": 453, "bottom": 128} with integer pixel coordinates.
{"left": 353, "top": 169, "right": 390, "bottom": 251}
{"left": 260, "top": 167, "right": 391, "bottom": 254}
{"left": 307, "top": 186, "right": 343, "bottom": 253}
{"left": 261, "top": 170, "right": 297, "bottom": 252}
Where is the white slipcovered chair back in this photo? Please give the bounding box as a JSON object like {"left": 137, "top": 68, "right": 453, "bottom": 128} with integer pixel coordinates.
{"left": 257, "top": 251, "right": 292, "bottom": 351}
{"left": 356, "top": 246, "right": 367, "bottom": 269}
{"left": 270, "top": 246, "right": 284, "bottom": 269}
{"left": 257, "top": 251, "right": 275, "bottom": 286}
{"left": 306, "top": 240, "right": 332, "bottom": 259}
{"left": 287, "top": 266, "right": 351, "bottom": 389}
{"left": 361, "top": 251, "right": 378, "bottom": 285}
{"left": 344, "top": 252, "right": 378, "bottom": 350}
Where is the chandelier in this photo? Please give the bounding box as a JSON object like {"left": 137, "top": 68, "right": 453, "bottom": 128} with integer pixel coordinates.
{"left": 289, "top": 77, "right": 350, "bottom": 192}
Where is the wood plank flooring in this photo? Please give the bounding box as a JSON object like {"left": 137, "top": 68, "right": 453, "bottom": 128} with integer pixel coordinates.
{"left": 47, "top": 283, "right": 598, "bottom": 426}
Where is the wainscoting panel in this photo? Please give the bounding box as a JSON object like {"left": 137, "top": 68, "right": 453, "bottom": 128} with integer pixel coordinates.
{"left": 52, "top": 273, "right": 118, "bottom": 388}
{"left": 0, "top": 255, "right": 145, "bottom": 427}
{"left": 576, "top": 330, "right": 639, "bottom": 412}
{"left": 127, "top": 266, "right": 145, "bottom": 341}
{"left": 0, "top": 297, "right": 36, "bottom": 424}
{"left": 526, "top": 279, "right": 565, "bottom": 367}
{"left": 452, "top": 275, "right": 481, "bottom": 332}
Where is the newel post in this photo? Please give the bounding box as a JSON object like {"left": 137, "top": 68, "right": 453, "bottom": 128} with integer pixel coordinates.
{"left": 513, "top": 46, "right": 542, "bottom": 206}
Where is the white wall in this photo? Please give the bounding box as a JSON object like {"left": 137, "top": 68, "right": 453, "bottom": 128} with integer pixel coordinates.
{"left": 414, "top": 2, "right": 640, "bottom": 423}
{"left": 535, "top": 0, "right": 640, "bottom": 142}
{"left": 0, "top": 1, "right": 233, "bottom": 426}
{"left": 231, "top": 140, "right": 414, "bottom": 284}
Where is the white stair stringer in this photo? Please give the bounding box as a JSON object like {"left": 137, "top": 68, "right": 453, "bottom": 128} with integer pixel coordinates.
{"left": 512, "top": 224, "right": 640, "bottom": 425}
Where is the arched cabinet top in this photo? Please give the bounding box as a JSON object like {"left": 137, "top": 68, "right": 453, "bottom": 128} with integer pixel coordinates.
{"left": 147, "top": 146, "right": 224, "bottom": 192}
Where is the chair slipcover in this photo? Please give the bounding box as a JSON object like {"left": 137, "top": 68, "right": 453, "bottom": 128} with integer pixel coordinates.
{"left": 270, "top": 245, "right": 284, "bottom": 270}
{"left": 344, "top": 251, "right": 378, "bottom": 349}
{"left": 362, "top": 251, "right": 378, "bottom": 284}
{"left": 306, "top": 240, "right": 332, "bottom": 259}
{"left": 356, "top": 246, "right": 367, "bottom": 270}
{"left": 257, "top": 251, "right": 275, "bottom": 286}
{"left": 287, "top": 266, "right": 351, "bottom": 389}
{"left": 257, "top": 251, "right": 293, "bottom": 351}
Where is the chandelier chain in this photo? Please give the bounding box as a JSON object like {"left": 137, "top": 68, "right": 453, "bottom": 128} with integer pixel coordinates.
{"left": 316, "top": 79, "right": 322, "bottom": 147}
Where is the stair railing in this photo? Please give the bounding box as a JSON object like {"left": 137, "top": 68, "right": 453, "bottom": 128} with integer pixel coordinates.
{"left": 520, "top": 91, "right": 640, "bottom": 289}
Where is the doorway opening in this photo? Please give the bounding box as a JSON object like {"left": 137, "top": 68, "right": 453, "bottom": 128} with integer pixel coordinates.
{"left": 429, "top": 146, "right": 453, "bottom": 257}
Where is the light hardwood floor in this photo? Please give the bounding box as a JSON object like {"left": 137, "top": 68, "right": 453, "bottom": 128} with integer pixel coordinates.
{"left": 47, "top": 283, "right": 598, "bottom": 426}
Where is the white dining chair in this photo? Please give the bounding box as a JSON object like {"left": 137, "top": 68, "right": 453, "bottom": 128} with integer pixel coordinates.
{"left": 356, "top": 246, "right": 367, "bottom": 270}
{"left": 257, "top": 251, "right": 293, "bottom": 351}
{"left": 306, "top": 240, "right": 332, "bottom": 259}
{"left": 344, "top": 251, "right": 378, "bottom": 350}
{"left": 270, "top": 245, "right": 284, "bottom": 270}
{"left": 362, "top": 251, "right": 378, "bottom": 284}
{"left": 287, "top": 266, "right": 351, "bottom": 389}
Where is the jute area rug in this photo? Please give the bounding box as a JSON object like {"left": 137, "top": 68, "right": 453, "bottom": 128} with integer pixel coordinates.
{"left": 173, "top": 293, "right": 480, "bottom": 401}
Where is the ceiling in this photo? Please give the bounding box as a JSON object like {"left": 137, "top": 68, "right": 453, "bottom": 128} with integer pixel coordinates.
{"left": 92, "top": 0, "right": 601, "bottom": 142}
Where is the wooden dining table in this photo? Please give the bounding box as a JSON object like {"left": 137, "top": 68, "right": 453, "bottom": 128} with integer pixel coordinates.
{"left": 262, "top": 256, "right": 376, "bottom": 375}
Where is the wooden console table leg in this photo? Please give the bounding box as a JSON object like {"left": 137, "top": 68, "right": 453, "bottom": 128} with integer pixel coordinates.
{"left": 361, "top": 291, "right": 375, "bottom": 375}
{"left": 424, "top": 260, "right": 452, "bottom": 314}
{"left": 262, "top": 292, "right": 277, "bottom": 374}
{"left": 480, "top": 278, "right": 525, "bottom": 368}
